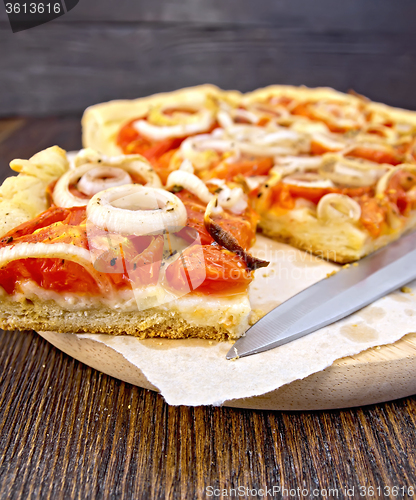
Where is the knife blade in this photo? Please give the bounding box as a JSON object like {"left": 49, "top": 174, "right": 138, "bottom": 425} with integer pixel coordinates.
{"left": 226, "top": 231, "right": 416, "bottom": 359}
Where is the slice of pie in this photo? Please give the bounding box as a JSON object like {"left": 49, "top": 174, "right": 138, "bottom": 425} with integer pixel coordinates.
{"left": 0, "top": 147, "right": 266, "bottom": 340}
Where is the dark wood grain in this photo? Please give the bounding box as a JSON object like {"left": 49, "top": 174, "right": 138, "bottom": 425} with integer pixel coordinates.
{"left": 1, "top": 0, "right": 414, "bottom": 30}
{"left": 1, "top": 329, "right": 416, "bottom": 499}
{"left": 1, "top": 118, "right": 416, "bottom": 499}
{"left": 33, "top": 0, "right": 416, "bottom": 28}
{"left": 0, "top": 116, "right": 81, "bottom": 184}
{"left": 1, "top": 0, "right": 416, "bottom": 116}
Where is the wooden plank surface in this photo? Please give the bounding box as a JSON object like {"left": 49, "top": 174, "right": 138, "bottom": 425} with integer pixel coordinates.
{"left": 1, "top": 0, "right": 416, "bottom": 116}
{"left": 0, "top": 116, "right": 81, "bottom": 183}
{"left": 2, "top": 329, "right": 416, "bottom": 499}
{"left": 0, "top": 117, "right": 416, "bottom": 498}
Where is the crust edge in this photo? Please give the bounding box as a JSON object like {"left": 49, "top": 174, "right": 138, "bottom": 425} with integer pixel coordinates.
{"left": 0, "top": 296, "right": 248, "bottom": 341}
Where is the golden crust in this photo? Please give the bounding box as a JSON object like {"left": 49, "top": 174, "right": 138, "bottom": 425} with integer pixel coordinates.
{"left": 0, "top": 295, "right": 247, "bottom": 340}
{"left": 0, "top": 146, "right": 69, "bottom": 237}
{"left": 259, "top": 207, "right": 416, "bottom": 263}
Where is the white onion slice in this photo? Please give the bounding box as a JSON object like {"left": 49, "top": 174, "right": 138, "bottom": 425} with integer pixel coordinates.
{"left": 217, "top": 110, "right": 234, "bottom": 129}
{"left": 310, "top": 132, "right": 346, "bottom": 151}
{"left": 376, "top": 164, "right": 416, "bottom": 196}
{"left": 317, "top": 193, "right": 361, "bottom": 223}
{"left": 87, "top": 185, "right": 187, "bottom": 236}
{"left": 217, "top": 186, "right": 248, "bottom": 214}
{"left": 134, "top": 108, "right": 214, "bottom": 141}
{"left": 294, "top": 198, "right": 316, "bottom": 210}
{"left": 283, "top": 173, "right": 335, "bottom": 189}
{"left": 206, "top": 178, "right": 225, "bottom": 187}
{"left": 239, "top": 143, "right": 300, "bottom": 157}
{"left": 180, "top": 134, "right": 235, "bottom": 156}
{"left": 53, "top": 163, "right": 99, "bottom": 208}
{"left": 53, "top": 156, "right": 162, "bottom": 208}
{"left": 244, "top": 175, "right": 268, "bottom": 191}
{"left": 78, "top": 166, "right": 132, "bottom": 196}
{"left": 233, "top": 108, "right": 260, "bottom": 124}
{"left": 179, "top": 159, "right": 195, "bottom": 174}
{"left": 74, "top": 150, "right": 162, "bottom": 188}
{"left": 290, "top": 120, "right": 330, "bottom": 135}
{"left": 180, "top": 124, "right": 310, "bottom": 159}
{"left": 166, "top": 170, "right": 213, "bottom": 204}
{"left": 311, "top": 101, "right": 366, "bottom": 130}
{"left": 247, "top": 102, "right": 290, "bottom": 121}
{"left": 217, "top": 109, "right": 260, "bottom": 128}
{"left": 320, "top": 155, "right": 387, "bottom": 188}
{"left": 271, "top": 155, "right": 324, "bottom": 176}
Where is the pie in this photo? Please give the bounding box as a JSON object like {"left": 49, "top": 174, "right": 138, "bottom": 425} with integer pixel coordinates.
{"left": 0, "top": 146, "right": 265, "bottom": 340}
{"left": 2, "top": 83, "right": 416, "bottom": 340}
{"left": 83, "top": 84, "right": 416, "bottom": 262}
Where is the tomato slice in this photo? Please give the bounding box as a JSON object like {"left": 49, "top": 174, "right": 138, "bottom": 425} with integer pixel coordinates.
{"left": 0, "top": 258, "right": 102, "bottom": 295}
{"left": 175, "top": 190, "right": 257, "bottom": 249}
{"left": 0, "top": 207, "right": 165, "bottom": 295}
{"left": 165, "top": 245, "right": 252, "bottom": 295}
{"left": 291, "top": 102, "right": 359, "bottom": 134}
{"left": 269, "top": 182, "right": 373, "bottom": 207}
{"left": 117, "top": 119, "right": 183, "bottom": 159}
{"left": 347, "top": 146, "right": 403, "bottom": 166}
{"left": 204, "top": 157, "right": 274, "bottom": 181}
{"left": 91, "top": 233, "right": 164, "bottom": 287}
{"left": 0, "top": 206, "right": 86, "bottom": 246}
{"left": 385, "top": 170, "right": 416, "bottom": 214}
{"left": 310, "top": 140, "right": 342, "bottom": 155}
{"left": 152, "top": 149, "right": 179, "bottom": 185}
{"left": 357, "top": 197, "right": 387, "bottom": 237}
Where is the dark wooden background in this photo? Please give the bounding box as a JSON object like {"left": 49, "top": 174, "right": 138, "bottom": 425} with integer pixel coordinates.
{"left": 2, "top": 4, "right": 416, "bottom": 498}
{"left": 1, "top": 0, "right": 416, "bottom": 116}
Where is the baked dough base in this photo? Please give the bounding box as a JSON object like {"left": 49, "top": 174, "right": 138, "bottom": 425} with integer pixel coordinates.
{"left": 259, "top": 208, "right": 416, "bottom": 263}
{"left": 0, "top": 294, "right": 250, "bottom": 340}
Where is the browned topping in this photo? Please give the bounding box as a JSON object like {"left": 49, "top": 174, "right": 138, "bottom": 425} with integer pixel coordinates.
{"left": 204, "top": 200, "right": 269, "bottom": 272}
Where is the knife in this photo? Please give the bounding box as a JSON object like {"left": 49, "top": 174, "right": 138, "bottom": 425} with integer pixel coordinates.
{"left": 226, "top": 230, "right": 416, "bottom": 359}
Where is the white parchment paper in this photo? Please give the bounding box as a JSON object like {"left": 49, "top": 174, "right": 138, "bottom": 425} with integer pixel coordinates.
{"left": 53, "top": 237, "right": 416, "bottom": 406}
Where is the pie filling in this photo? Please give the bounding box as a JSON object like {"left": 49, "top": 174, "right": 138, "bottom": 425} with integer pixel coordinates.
{"left": 0, "top": 184, "right": 259, "bottom": 307}
{"left": 115, "top": 92, "right": 416, "bottom": 243}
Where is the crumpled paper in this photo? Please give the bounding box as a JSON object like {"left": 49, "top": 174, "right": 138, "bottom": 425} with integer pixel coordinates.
{"left": 40, "top": 236, "right": 416, "bottom": 406}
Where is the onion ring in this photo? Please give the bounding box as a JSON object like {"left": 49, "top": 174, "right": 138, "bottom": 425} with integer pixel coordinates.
{"left": 87, "top": 185, "right": 187, "bottom": 236}
{"left": 319, "top": 154, "right": 388, "bottom": 188}
{"left": 317, "top": 193, "right": 361, "bottom": 223}
{"left": 282, "top": 172, "right": 335, "bottom": 189}
{"left": 166, "top": 170, "right": 213, "bottom": 204}
{"left": 53, "top": 153, "right": 162, "bottom": 207}
{"left": 376, "top": 164, "right": 416, "bottom": 196}
{"left": 77, "top": 166, "right": 132, "bottom": 196}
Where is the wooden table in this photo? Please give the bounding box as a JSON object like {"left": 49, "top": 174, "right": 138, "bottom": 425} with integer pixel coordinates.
{"left": 0, "top": 118, "right": 416, "bottom": 499}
